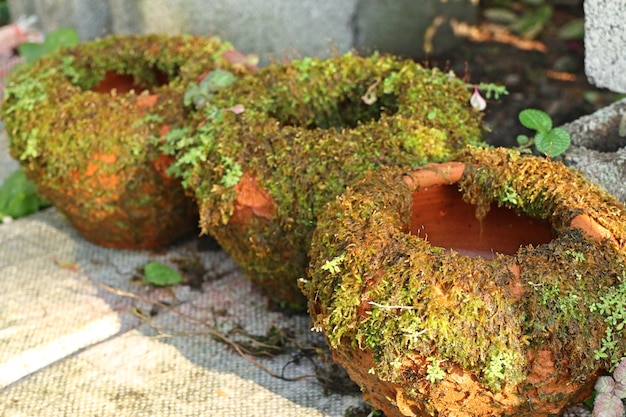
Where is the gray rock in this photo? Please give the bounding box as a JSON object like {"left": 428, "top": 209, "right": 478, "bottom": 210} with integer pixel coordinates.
{"left": 562, "top": 98, "right": 626, "bottom": 202}
{"left": 8, "top": 0, "right": 111, "bottom": 41}
{"left": 584, "top": 0, "right": 626, "bottom": 93}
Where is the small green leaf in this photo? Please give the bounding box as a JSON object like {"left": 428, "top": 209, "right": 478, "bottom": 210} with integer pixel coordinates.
{"left": 516, "top": 135, "right": 530, "bottom": 146}
{"left": 0, "top": 169, "right": 49, "bottom": 218}
{"left": 202, "top": 69, "right": 238, "bottom": 92}
{"left": 44, "top": 28, "right": 79, "bottom": 52}
{"left": 183, "top": 70, "right": 238, "bottom": 108}
{"left": 18, "top": 28, "right": 79, "bottom": 65}
{"left": 183, "top": 82, "right": 210, "bottom": 107}
{"left": 143, "top": 261, "right": 183, "bottom": 286}
{"left": 17, "top": 43, "right": 48, "bottom": 64}
{"left": 557, "top": 19, "right": 584, "bottom": 41}
{"left": 220, "top": 156, "right": 243, "bottom": 188}
{"left": 510, "top": 4, "right": 552, "bottom": 40}
{"left": 535, "top": 127, "right": 571, "bottom": 157}
{"left": 519, "top": 109, "right": 552, "bottom": 133}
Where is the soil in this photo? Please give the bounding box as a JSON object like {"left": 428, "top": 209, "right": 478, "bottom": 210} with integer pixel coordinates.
{"left": 428, "top": 0, "right": 619, "bottom": 149}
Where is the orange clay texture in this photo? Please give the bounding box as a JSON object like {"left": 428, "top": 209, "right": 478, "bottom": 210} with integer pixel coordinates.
{"left": 3, "top": 34, "right": 248, "bottom": 248}
{"left": 163, "top": 53, "right": 486, "bottom": 305}
{"left": 303, "top": 147, "right": 626, "bottom": 416}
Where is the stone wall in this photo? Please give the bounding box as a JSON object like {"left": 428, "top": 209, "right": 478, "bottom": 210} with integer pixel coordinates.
{"left": 8, "top": 0, "right": 477, "bottom": 64}
{"left": 584, "top": 0, "right": 626, "bottom": 93}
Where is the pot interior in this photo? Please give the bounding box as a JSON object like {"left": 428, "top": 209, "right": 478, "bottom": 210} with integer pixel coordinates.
{"left": 91, "top": 69, "right": 169, "bottom": 94}
{"left": 410, "top": 185, "right": 555, "bottom": 259}
{"left": 270, "top": 87, "right": 399, "bottom": 130}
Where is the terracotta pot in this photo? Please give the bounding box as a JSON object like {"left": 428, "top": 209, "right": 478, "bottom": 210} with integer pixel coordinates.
{"left": 168, "top": 53, "right": 486, "bottom": 305}
{"left": 303, "top": 147, "right": 626, "bottom": 416}
{"left": 3, "top": 34, "right": 248, "bottom": 248}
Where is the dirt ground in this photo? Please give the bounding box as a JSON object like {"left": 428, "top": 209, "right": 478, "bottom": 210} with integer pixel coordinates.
{"left": 429, "top": 0, "right": 619, "bottom": 149}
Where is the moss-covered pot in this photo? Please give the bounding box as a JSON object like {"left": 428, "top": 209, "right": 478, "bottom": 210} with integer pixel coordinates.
{"left": 303, "top": 147, "right": 626, "bottom": 417}
{"left": 2, "top": 34, "right": 246, "bottom": 248}
{"left": 165, "top": 53, "right": 485, "bottom": 305}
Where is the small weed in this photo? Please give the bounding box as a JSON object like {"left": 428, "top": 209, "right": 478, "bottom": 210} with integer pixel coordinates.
{"left": 143, "top": 261, "right": 183, "bottom": 286}
{"left": 183, "top": 69, "right": 238, "bottom": 109}
{"left": 473, "top": 82, "right": 509, "bottom": 100}
{"left": 426, "top": 357, "right": 446, "bottom": 383}
{"left": 589, "top": 272, "right": 626, "bottom": 365}
{"left": 17, "top": 27, "right": 79, "bottom": 67}
{"left": 500, "top": 184, "right": 519, "bottom": 205}
{"left": 482, "top": 350, "right": 518, "bottom": 391}
{"left": 0, "top": 168, "right": 49, "bottom": 219}
{"left": 321, "top": 253, "right": 346, "bottom": 274}
{"left": 516, "top": 108, "right": 571, "bottom": 157}
{"left": 565, "top": 249, "right": 586, "bottom": 263}
{"left": 468, "top": 82, "right": 509, "bottom": 111}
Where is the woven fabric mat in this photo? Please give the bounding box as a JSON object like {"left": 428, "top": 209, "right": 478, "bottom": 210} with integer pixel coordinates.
{"left": 0, "top": 129, "right": 366, "bottom": 417}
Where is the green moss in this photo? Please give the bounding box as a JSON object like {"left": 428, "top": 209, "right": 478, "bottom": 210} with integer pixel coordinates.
{"left": 4, "top": 34, "right": 239, "bottom": 166}
{"left": 2, "top": 34, "right": 246, "bottom": 248}
{"left": 304, "top": 147, "right": 626, "bottom": 407}
{"left": 165, "top": 52, "right": 485, "bottom": 304}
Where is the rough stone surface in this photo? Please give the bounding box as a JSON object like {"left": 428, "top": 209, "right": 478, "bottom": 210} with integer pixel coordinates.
{"left": 562, "top": 98, "right": 626, "bottom": 202}
{"left": 7, "top": 0, "right": 111, "bottom": 41}
{"left": 0, "top": 124, "right": 18, "bottom": 185}
{"left": 8, "top": 0, "right": 476, "bottom": 65}
{"left": 124, "top": 0, "right": 357, "bottom": 64}
{"left": 584, "top": 0, "right": 626, "bottom": 93}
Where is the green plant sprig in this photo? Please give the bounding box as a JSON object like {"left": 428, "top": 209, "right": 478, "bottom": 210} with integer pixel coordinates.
{"left": 516, "top": 108, "right": 572, "bottom": 158}
{"left": 473, "top": 82, "right": 509, "bottom": 100}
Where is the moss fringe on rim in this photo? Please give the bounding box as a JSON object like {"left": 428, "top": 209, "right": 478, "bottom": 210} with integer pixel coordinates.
{"left": 164, "top": 52, "right": 485, "bottom": 306}
{"left": 2, "top": 34, "right": 246, "bottom": 248}
{"left": 303, "top": 147, "right": 626, "bottom": 416}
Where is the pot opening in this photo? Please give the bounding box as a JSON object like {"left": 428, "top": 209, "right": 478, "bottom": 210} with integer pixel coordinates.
{"left": 272, "top": 88, "right": 399, "bottom": 130}
{"left": 90, "top": 68, "right": 170, "bottom": 95}
{"left": 410, "top": 185, "right": 555, "bottom": 259}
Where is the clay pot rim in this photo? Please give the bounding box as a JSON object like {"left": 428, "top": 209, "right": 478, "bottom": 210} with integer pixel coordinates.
{"left": 304, "top": 149, "right": 626, "bottom": 417}
{"left": 402, "top": 160, "right": 616, "bottom": 251}
{"left": 1, "top": 34, "right": 236, "bottom": 249}
{"left": 4, "top": 34, "right": 242, "bottom": 160}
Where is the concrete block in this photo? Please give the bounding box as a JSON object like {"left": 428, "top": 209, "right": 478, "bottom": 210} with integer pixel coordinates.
{"left": 562, "top": 98, "right": 626, "bottom": 201}
{"left": 584, "top": 0, "right": 626, "bottom": 93}
{"left": 111, "top": 0, "right": 358, "bottom": 64}
{"left": 9, "top": 0, "right": 476, "bottom": 65}
{"left": 8, "top": 0, "right": 111, "bottom": 41}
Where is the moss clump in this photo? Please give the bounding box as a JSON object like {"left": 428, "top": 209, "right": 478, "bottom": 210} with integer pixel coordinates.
{"left": 303, "top": 147, "right": 626, "bottom": 415}
{"left": 164, "top": 52, "right": 485, "bottom": 305}
{"left": 3, "top": 34, "right": 246, "bottom": 248}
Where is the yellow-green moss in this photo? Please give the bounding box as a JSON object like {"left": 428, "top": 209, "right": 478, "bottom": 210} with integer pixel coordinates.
{"left": 303, "top": 147, "right": 626, "bottom": 401}
{"left": 165, "top": 52, "right": 486, "bottom": 305}
{"left": 2, "top": 34, "right": 245, "bottom": 247}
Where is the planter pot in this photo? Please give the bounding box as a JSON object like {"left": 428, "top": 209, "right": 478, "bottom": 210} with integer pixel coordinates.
{"left": 302, "top": 147, "right": 626, "bottom": 416}
{"left": 165, "top": 53, "right": 485, "bottom": 306}
{"left": 3, "top": 34, "right": 247, "bottom": 249}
